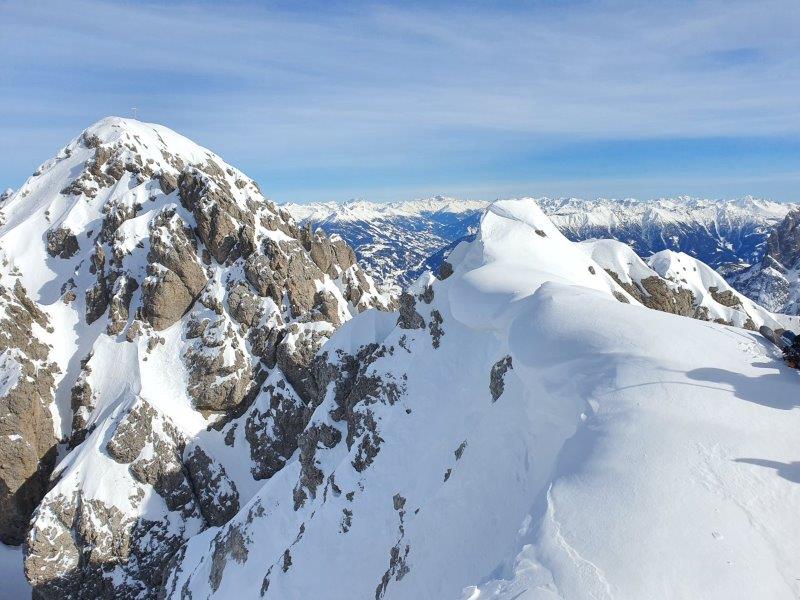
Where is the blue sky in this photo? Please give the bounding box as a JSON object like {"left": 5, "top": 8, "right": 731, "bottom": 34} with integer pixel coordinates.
{"left": 1, "top": 0, "right": 799, "bottom": 203}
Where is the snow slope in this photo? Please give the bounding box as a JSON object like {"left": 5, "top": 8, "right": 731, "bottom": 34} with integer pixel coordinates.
{"left": 166, "top": 199, "right": 800, "bottom": 599}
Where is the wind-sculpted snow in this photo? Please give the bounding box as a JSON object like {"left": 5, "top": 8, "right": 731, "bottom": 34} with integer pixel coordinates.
{"left": 284, "top": 196, "right": 794, "bottom": 295}
{"left": 0, "top": 117, "right": 389, "bottom": 598}
{"left": 165, "top": 199, "right": 800, "bottom": 599}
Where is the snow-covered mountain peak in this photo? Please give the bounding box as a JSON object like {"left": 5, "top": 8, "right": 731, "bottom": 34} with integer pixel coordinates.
{"left": 0, "top": 118, "right": 392, "bottom": 597}
{"left": 165, "top": 196, "right": 800, "bottom": 600}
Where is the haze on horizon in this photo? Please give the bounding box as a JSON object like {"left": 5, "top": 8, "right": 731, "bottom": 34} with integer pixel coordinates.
{"left": 1, "top": 0, "right": 799, "bottom": 204}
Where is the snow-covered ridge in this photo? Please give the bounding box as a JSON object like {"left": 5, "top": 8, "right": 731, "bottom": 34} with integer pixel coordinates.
{"left": 166, "top": 198, "right": 800, "bottom": 599}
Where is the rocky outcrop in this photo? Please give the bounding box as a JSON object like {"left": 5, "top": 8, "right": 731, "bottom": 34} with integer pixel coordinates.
{"left": 184, "top": 445, "right": 240, "bottom": 526}
{"left": 0, "top": 280, "right": 59, "bottom": 545}
{"left": 178, "top": 169, "right": 255, "bottom": 265}
{"left": 397, "top": 293, "right": 425, "bottom": 329}
{"left": 26, "top": 399, "right": 211, "bottom": 599}
{"left": 489, "top": 356, "right": 513, "bottom": 402}
{"left": 588, "top": 240, "right": 774, "bottom": 329}
{"left": 46, "top": 227, "right": 80, "bottom": 259}
{"left": 244, "top": 379, "right": 307, "bottom": 480}
{"left": 183, "top": 306, "right": 252, "bottom": 412}
{"left": 142, "top": 207, "right": 207, "bottom": 330}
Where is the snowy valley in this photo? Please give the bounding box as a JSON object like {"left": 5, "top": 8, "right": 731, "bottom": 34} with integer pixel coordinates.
{"left": 0, "top": 119, "right": 798, "bottom": 600}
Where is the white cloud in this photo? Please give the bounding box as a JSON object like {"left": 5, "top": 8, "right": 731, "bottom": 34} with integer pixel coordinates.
{"left": 0, "top": 0, "right": 798, "bottom": 198}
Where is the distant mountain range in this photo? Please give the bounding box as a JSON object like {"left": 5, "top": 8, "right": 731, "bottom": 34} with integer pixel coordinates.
{"left": 284, "top": 195, "right": 795, "bottom": 295}
{"left": 2, "top": 119, "right": 799, "bottom": 599}
{"left": 284, "top": 197, "right": 487, "bottom": 293}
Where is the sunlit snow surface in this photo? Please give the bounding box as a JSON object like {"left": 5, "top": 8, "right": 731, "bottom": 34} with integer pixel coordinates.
{"left": 166, "top": 199, "right": 800, "bottom": 599}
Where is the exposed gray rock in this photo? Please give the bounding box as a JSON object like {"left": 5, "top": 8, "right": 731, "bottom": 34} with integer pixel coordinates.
{"left": 438, "top": 261, "right": 454, "bottom": 280}
{"left": 245, "top": 382, "right": 307, "bottom": 481}
{"left": 293, "top": 423, "right": 342, "bottom": 509}
{"left": 183, "top": 312, "right": 251, "bottom": 412}
{"left": 142, "top": 208, "right": 207, "bottom": 330}
{"left": 209, "top": 525, "right": 249, "bottom": 593}
{"left": 0, "top": 280, "right": 58, "bottom": 545}
{"left": 69, "top": 355, "right": 94, "bottom": 449}
{"left": 228, "top": 282, "right": 260, "bottom": 328}
{"left": 107, "top": 275, "right": 138, "bottom": 335}
{"left": 428, "top": 309, "right": 444, "bottom": 348}
{"left": 129, "top": 435, "right": 195, "bottom": 514}
{"left": 46, "top": 227, "right": 79, "bottom": 259}
{"left": 605, "top": 269, "right": 696, "bottom": 317}
{"left": 184, "top": 445, "right": 240, "bottom": 526}
{"left": 106, "top": 400, "right": 161, "bottom": 464}
{"left": 708, "top": 286, "right": 742, "bottom": 308}
{"left": 326, "top": 345, "right": 404, "bottom": 474}
{"left": 397, "top": 293, "right": 424, "bottom": 329}
{"left": 275, "top": 325, "right": 329, "bottom": 404}
{"left": 179, "top": 169, "right": 255, "bottom": 264}
{"left": 490, "top": 356, "right": 513, "bottom": 402}
{"left": 85, "top": 277, "right": 110, "bottom": 324}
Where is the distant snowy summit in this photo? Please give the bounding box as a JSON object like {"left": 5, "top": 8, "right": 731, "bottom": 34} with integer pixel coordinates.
{"left": 285, "top": 195, "right": 490, "bottom": 223}
{"left": 283, "top": 195, "right": 795, "bottom": 294}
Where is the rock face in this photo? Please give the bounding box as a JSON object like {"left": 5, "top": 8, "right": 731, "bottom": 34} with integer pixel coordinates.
{"left": 765, "top": 209, "right": 800, "bottom": 268}
{"left": 0, "top": 117, "right": 389, "bottom": 598}
{"left": 730, "top": 210, "right": 800, "bottom": 315}
{"left": 0, "top": 279, "right": 59, "bottom": 545}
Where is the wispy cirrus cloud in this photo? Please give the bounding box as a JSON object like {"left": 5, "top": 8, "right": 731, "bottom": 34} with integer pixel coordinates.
{"left": 1, "top": 0, "right": 799, "bottom": 201}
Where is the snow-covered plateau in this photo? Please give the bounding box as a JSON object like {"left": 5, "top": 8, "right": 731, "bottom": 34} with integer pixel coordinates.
{"left": 0, "top": 118, "right": 798, "bottom": 600}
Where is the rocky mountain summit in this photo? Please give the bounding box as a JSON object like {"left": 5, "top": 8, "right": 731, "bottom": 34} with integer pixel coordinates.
{"left": 729, "top": 209, "right": 800, "bottom": 315}
{"left": 0, "top": 117, "right": 388, "bottom": 598}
